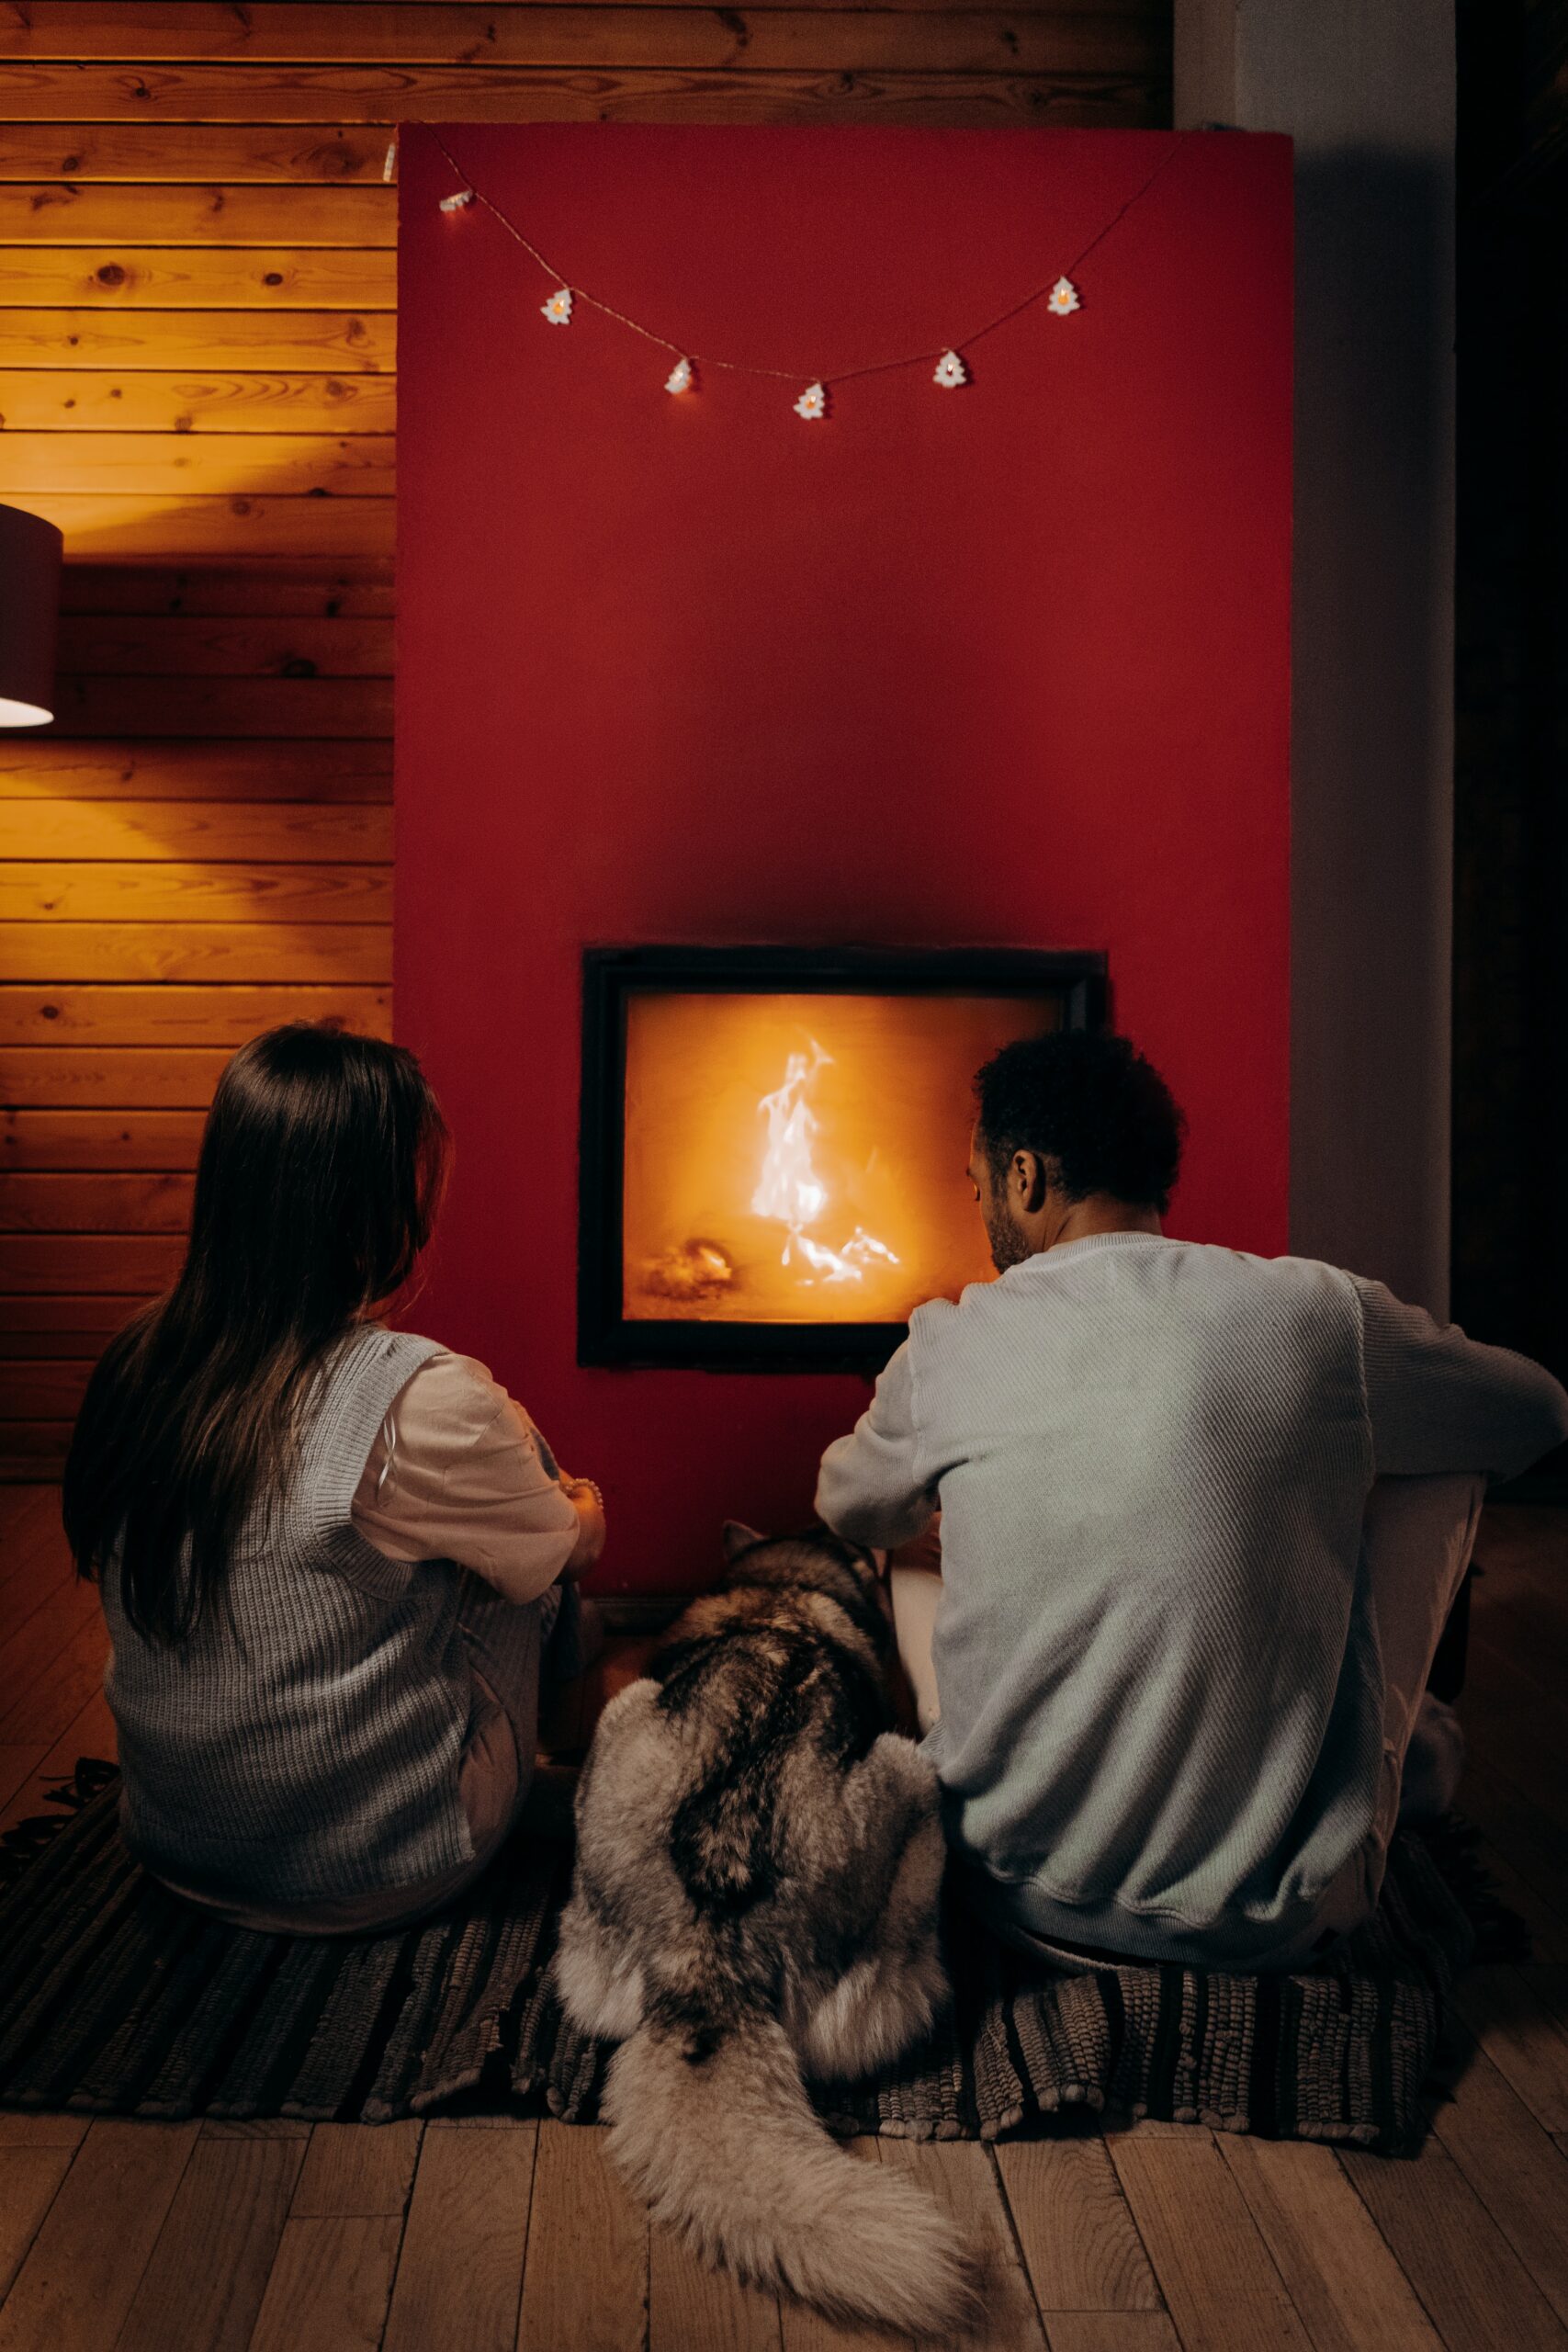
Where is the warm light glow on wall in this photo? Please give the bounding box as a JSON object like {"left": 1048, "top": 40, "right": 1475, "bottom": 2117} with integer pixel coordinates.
{"left": 621, "top": 989, "right": 1063, "bottom": 1324}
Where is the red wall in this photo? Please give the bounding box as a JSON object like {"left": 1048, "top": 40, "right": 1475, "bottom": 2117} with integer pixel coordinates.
{"left": 395, "top": 125, "right": 1294, "bottom": 1593}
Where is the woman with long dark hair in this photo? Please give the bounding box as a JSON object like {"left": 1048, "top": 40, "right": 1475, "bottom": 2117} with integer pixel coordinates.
{"left": 64, "top": 1023, "right": 604, "bottom": 1933}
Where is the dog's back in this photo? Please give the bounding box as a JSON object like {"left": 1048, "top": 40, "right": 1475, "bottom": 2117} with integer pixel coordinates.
{"left": 556, "top": 1527, "right": 987, "bottom": 2339}
{"left": 651, "top": 1534, "right": 894, "bottom": 1920}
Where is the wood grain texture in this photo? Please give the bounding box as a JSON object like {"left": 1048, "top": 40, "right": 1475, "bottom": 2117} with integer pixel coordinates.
{"left": 1339, "top": 2136, "right": 1568, "bottom": 2352}
{"left": 0, "top": 121, "right": 399, "bottom": 178}
{"left": 0, "top": 1053, "right": 238, "bottom": 1117}
{"left": 0, "top": 802, "right": 389, "bottom": 858}
{"left": 0, "top": 984, "right": 388, "bottom": 1045}
{"left": 0, "top": 863, "right": 390, "bottom": 922}
{"left": 1107, "top": 2135, "right": 1314, "bottom": 2352}
{"left": 0, "top": 2147, "right": 76, "bottom": 2303}
{"left": 0, "top": 179, "right": 398, "bottom": 243}
{"left": 41, "top": 676, "right": 395, "bottom": 734}
{"left": 17, "top": 490, "right": 396, "bottom": 558}
{"left": 1042, "top": 2323, "right": 1183, "bottom": 2352}
{"left": 0, "top": 922, "right": 391, "bottom": 982}
{"left": 0, "top": 1677, "right": 118, "bottom": 1832}
{"left": 0, "top": 2120, "right": 197, "bottom": 2352}
{"left": 996, "top": 2134, "right": 1162, "bottom": 2314}
{"left": 1214, "top": 2136, "right": 1444, "bottom": 2352}
{"left": 1429, "top": 2028, "right": 1568, "bottom": 2327}
{"left": 0, "top": 6, "right": 1165, "bottom": 76}
{"left": 0, "top": 62, "right": 1168, "bottom": 128}
{"left": 0, "top": 1565, "right": 105, "bottom": 1742}
{"left": 1451, "top": 1966, "right": 1568, "bottom": 2135}
{"left": 381, "top": 2121, "right": 536, "bottom": 2352}
{"left": 649, "top": 2225, "right": 784, "bottom": 2351}
{"left": 0, "top": 1484, "right": 68, "bottom": 1587}
{"left": 516, "top": 2123, "right": 649, "bottom": 2352}
{"left": 0, "top": 1296, "right": 146, "bottom": 1354}
{"left": 0, "top": 1428, "right": 76, "bottom": 1475}
{"left": 246, "top": 2216, "right": 407, "bottom": 2352}
{"left": 2, "top": 433, "right": 396, "bottom": 495}
{"left": 116, "top": 2132, "right": 309, "bottom": 2352}
{"left": 2, "top": 307, "right": 393, "bottom": 368}
{"left": 0, "top": 1231, "right": 190, "bottom": 1286}
{"left": 0, "top": 735, "right": 390, "bottom": 796}
{"left": 0, "top": 244, "right": 396, "bottom": 307}
{"left": 58, "top": 614, "right": 393, "bottom": 675}
{"left": 0, "top": 1519, "right": 73, "bottom": 1637}
{"left": 290, "top": 2122, "right": 423, "bottom": 2218}
{"left": 0, "top": 368, "right": 397, "bottom": 431}
{"left": 0, "top": 1363, "right": 95, "bottom": 1418}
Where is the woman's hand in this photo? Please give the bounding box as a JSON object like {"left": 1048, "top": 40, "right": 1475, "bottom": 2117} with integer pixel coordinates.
{"left": 560, "top": 1476, "right": 606, "bottom": 1572}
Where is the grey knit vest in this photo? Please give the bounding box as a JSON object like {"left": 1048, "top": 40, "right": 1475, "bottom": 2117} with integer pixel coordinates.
{"left": 103, "top": 1326, "right": 479, "bottom": 1905}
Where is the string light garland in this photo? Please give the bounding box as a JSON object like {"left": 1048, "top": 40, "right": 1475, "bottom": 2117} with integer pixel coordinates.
{"left": 426, "top": 128, "right": 1190, "bottom": 421}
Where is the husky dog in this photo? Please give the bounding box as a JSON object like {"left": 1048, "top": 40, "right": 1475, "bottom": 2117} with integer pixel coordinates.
{"left": 554, "top": 1523, "right": 986, "bottom": 2339}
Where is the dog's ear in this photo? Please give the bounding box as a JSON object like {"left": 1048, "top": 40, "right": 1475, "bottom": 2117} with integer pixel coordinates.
{"left": 721, "top": 1520, "right": 764, "bottom": 1562}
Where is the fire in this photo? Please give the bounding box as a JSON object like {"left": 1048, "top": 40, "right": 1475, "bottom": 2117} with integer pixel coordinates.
{"left": 750, "top": 1040, "right": 899, "bottom": 1286}
{"left": 620, "top": 986, "right": 1058, "bottom": 1326}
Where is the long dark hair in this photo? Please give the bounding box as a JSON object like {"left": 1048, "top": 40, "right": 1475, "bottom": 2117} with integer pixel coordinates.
{"left": 64, "top": 1023, "right": 449, "bottom": 1645}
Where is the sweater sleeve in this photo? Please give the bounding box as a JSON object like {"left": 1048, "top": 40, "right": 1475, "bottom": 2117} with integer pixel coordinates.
{"left": 351, "top": 1350, "right": 581, "bottom": 1604}
{"left": 1352, "top": 1276, "right": 1568, "bottom": 1483}
{"left": 814, "top": 1340, "right": 941, "bottom": 1547}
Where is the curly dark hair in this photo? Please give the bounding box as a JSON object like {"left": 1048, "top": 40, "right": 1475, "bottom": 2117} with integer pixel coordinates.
{"left": 974, "top": 1031, "right": 1186, "bottom": 1213}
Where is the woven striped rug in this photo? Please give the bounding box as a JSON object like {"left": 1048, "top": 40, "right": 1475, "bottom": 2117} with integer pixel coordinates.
{"left": 0, "top": 1761, "right": 1514, "bottom": 2150}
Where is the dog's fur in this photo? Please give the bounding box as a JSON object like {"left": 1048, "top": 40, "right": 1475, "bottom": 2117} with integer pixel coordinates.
{"left": 554, "top": 1523, "right": 987, "bottom": 2338}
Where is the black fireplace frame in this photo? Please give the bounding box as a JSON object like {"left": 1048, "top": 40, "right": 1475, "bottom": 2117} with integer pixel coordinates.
{"left": 578, "top": 943, "right": 1108, "bottom": 1371}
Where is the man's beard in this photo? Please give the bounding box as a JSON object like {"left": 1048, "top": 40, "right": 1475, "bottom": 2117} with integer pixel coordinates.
{"left": 984, "top": 1204, "right": 1032, "bottom": 1273}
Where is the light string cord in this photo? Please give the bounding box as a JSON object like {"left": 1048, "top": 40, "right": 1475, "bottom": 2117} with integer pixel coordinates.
{"left": 423, "top": 127, "right": 1192, "bottom": 385}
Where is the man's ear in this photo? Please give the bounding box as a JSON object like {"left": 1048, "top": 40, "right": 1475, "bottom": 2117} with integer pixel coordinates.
{"left": 1015, "top": 1149, "right": 1052, "bottom": 1215}
{"left": 721, "top": 1520, "right": 764, "bottom": 1562}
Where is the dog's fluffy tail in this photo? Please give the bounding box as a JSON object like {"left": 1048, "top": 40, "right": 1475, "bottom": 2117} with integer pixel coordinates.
{"left": 603, "top": 2007, "right": 988, "bottom": 2339}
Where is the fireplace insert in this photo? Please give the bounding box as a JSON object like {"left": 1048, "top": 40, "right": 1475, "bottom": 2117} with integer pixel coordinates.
{"left": 579, "top": 944, "right": 1107, "bottom": 1370}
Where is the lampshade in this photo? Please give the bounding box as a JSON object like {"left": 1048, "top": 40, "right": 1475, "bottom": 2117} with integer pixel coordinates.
{"left": 0, "top": 502, "right": 63, "bottom": 727}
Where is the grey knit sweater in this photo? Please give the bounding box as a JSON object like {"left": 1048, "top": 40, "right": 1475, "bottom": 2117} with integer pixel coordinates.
{"left": 817, "top": 1236, "right": 1568, "bottom": 1967}
{"left": 103, "top": 1326, "right": 481, "bottom": 1905}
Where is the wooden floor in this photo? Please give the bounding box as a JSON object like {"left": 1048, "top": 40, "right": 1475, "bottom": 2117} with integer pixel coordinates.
{"left": 1, "top": 1487, "right": 1566, "bottom": 2351}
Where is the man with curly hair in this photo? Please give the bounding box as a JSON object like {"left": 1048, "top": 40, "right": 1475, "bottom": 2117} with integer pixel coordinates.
{"left": 816, "top": 1031, "right": 1567, "bottom": 1971}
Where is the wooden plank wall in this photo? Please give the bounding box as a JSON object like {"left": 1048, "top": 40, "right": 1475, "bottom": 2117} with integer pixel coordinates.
{"left": 0, "top": 1, "right": 1170, "bottom": 1478}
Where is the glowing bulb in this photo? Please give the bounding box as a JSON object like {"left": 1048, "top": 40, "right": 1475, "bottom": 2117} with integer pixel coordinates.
{"left": 439, "top": 189, "right": 475, "bottom": 214}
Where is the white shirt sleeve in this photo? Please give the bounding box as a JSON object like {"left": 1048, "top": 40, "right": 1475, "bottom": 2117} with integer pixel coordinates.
{"left": 1353, "top": 1276, "right": 1568, "bottom": 1483}
{"left": 351, "top": 1349, "right": 581, "bottom": 1605}
{"left": 814, "top": 1340, "right": 941, "bottom": 1548}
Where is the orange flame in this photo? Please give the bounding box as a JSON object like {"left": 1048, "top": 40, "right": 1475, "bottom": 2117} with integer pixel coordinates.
{"left": 750, "top": 1040, "right": 898, "bottom": 1285}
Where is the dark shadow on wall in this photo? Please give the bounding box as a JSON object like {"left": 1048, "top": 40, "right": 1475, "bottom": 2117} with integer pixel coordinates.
{"left": 1288, "top": 144, "right": 1454, "bottom": 1318}
{"left": 1451, "top": 0, "right": 1568, "bottom": 1493}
